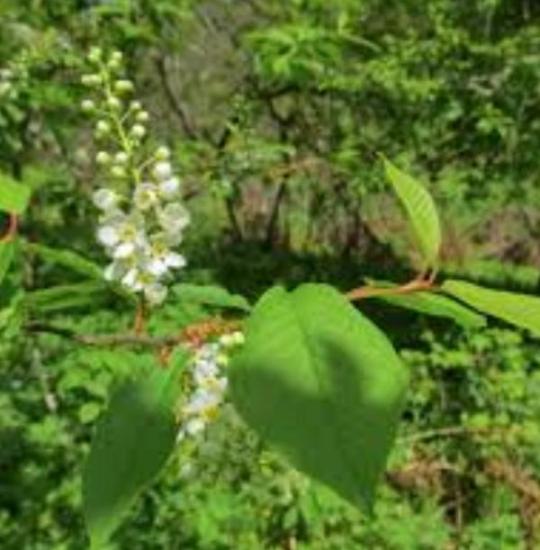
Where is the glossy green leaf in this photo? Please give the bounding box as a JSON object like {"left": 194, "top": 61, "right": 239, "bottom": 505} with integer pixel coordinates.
{"left": 364, "top": 280, "right": 485, "bottom": 329}
{"left": 0, "top": 172, "right": 31, "bottom": 214}
{"left": 230, "top": 283, "right": 409, "bottom": 512}
{"left": 383, "top": 158, "right": 441, "bottom": 267}
{"left": 173, "top": 283, "right": 251, "bottom": 312}
{"left": 442, "top": 279, "right": 540, "bottom": 336}
{"left": 83, "top": 366, "right": 181, "bottom": 547}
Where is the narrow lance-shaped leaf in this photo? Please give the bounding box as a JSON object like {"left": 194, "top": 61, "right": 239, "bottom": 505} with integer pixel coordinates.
{"left": 364, "top": 280, "right": 485, "bottom": 329}
{"left": 24, "top": 242, "right": 103, "bottom": 280}
{"left": 0, "top": 172, "right": 31, "bottom": 214}
{"left": 83, "top": 362, "right": 184, "bottom": 547}
{"left": 230, "top": 283, "right": 409, "bottom": 512}
{"left": 442, "top": 279, "right": 540, "bottom": 336}
{"left": 383, "top": 157, "right": 441, "bottom": 268}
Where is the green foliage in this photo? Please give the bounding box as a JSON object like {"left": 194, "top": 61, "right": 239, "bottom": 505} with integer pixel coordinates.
{"left": 383, "top": 157, "right": 442, "bottom": 269}
{"left": 83, "top": 362, "right": 183, "bottom": 547}
{"left": 172, "top": 283, "right": 251, "bottom": 312}
{"left": 0, "top": 1, "right": 539, "bottom": 548}
{"left": 443, "top": 279, "right": 540, "bottom": 336}
{"left": 0, "top": 241, "right": 15, "bottom": 285}
{"left": 365, "top": 280, "right": 486, "bottom": 329}
{"left": 0, "top": 172, "right": 30, "bottom": 213}
{"left": 231, "top": 284, "right": 408, "bottom": 512}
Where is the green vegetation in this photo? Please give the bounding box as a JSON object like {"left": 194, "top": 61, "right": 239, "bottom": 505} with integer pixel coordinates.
{"left": 1, "top": 1, "right": 539, "bottom": 548}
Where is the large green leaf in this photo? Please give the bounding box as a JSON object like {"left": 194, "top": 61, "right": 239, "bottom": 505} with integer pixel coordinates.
{"left": 364, "top": 280, "right": 485, "bottom": 329}
{"left": 83, "top": 365, "right": 182, "bottom": 547}
{"left": 442, "top": 279, "right": 540, "bottom": 336}
{"left": 383, "top": 158, "right": 441, "bottom": 267}
{"left": 230, "top": 283, "right": 409, "bottom": 511}
{"left": 172, "top": 283, "right": 251, "bottom": 312}
{"left": 0, "top": 172, "right": 31, "bottom": 214}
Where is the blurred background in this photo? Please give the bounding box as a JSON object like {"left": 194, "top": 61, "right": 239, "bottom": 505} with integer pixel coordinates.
{"left": 1, "top": 1, "right": 540, "bottom": 548}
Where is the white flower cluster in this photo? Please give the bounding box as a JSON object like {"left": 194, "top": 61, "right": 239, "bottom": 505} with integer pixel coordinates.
{"left": 82, "top": 48, "right": 190, "bottom": 306}
{"left": 178, "top": 332, "right": 244, "bottom": 441}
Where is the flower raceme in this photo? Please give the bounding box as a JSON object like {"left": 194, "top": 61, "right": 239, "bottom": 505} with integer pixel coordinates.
{"left": 178, "top": 332, "right": 244, "bottom": 441}
{"left": 82, "top": 48, "right": 190, "bottom": 306}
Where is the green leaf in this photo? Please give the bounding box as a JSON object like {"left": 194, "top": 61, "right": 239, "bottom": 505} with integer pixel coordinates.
{"left": 364, "top": 280, "right": 485, "bottom": 329}
{"left": 383, "top": 157, "right": 441, "bottom": 267}
{"left": 83, "top": 367, "right": 181, "bottom": 547}
{"left": 172, "top": 284, "right": 251, "bottom": 312}
{"left": 25, "top": 242, "right": 103, "bottom": 279}
{"left": 0, "top": 172, "right": 31, "bottom": 214}
{"left": 230, "top": 283, "right": 409, "bottom": 511}
{"left": 24, "top": 281, "right": 108, "bottom": 312}
{"left": 442, "top": 279, "right": 540, "bottom": 336}
{"left": 0, "top": 241, "right": 15, "bottom": 285}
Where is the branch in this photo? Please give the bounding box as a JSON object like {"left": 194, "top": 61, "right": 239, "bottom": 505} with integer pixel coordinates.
{"left": 0, "top": 213, "right": 18, "bottom": 242}
{"left": 346, "top": 278, "right": 435, "bottom": 301}
{"left": 25, "top": 318, "right": 242, "bottom": 350}
{"left": 26, "top": 322, "right": 181, "bottom": 348}
{"left": 154, "top": 55, "right": 198, "bottom": 140}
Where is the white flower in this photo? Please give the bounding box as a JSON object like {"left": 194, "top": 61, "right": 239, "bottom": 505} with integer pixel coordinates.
{"left": 97, "top": 212, "right": 146, "bottom": 259}
{"left": 144, "top": 282, "right": 168, "bottom": 305}
{"left": 145, "top": 234, "right": 186, "bottom": 276}
{"left": 104, "top": 259, "right": 130, "bottom": 282}
{"left": 158, "top": 202, "right": 190, "bottom": 243}
{"left": 158, "top": 177, "right": 180, "bottom": 200}
{"left": 97, "top": 225, "right": 120, "bottom": 247}
{"left": 184, "top": 417, "right": 206, "bottom": 436}
{"left": 152, "top": 161, "right": 173, "bottom": 181}
{"left": 133, "top": 183, "right": 159, "bottom": 211}
{"left": 92, "top": 188, "right": 119, "bottom": 211}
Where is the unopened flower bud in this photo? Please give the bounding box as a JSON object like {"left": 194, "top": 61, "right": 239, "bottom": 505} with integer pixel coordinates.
{"left": 88, "top": 47, "right": 103, "bottom": 64}
{"left": 107, "top": 51, "right": 123, "bottom": 70}
{"left": 107, "top": 97, "right": 121, "bottom": 110}
{"left": 81, "top": 99, "right": 95, "bottom": 112}
{"left": 152, "top": 161, "right": 172, "bottom": 181}
{"left": 130, "top": 124, "right": 146, "bottom": 139}
{"left": 81, "top": 74, "right": 101, "bottom": 87}
{"left": 136, "top": 110, "right": 149, "bottom": 123}
{"left": 114, "top": 152, "right": 129, "bottom": 165}
{"left": 111, "top": 165, "right": 127, "bottom": 178}
{"left": 114, "top": 79, "right": 134, "bottom": 94}
{"left": 95, "top": 120, "right": 111, "bottom": 135}
{"left": 96, "top": 151, "right": 111, "bottom": 165}
{"left": 129, "top": 100, "right": 142, "bottom": 111}
{"left": 155, "top": 146, "right": 170, "bottom": 160}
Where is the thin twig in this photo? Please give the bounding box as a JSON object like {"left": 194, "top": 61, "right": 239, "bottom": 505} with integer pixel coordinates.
{"left": 0, "top": 213, "right": 18, "bottom": 242}
{"left": 346, "top": 278, "right": 435, "bottom": 301}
